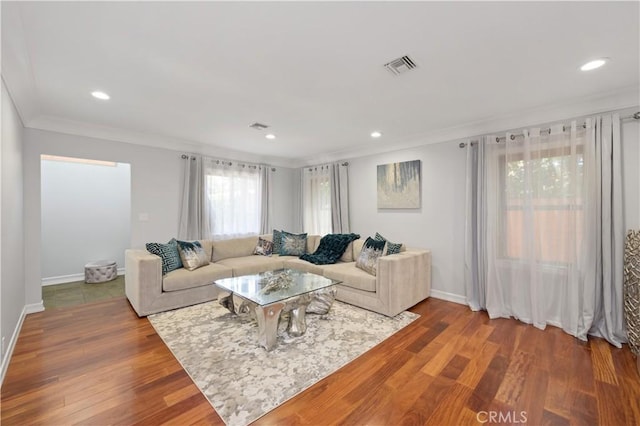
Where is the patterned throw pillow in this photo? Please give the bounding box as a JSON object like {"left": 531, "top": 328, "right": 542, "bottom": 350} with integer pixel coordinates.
{"left": 272, "top": 229, "right": 284, "bottom": 254}
{"left": 279, "top": 231, "right": 308, "bottom": 256}
{"left": 375, "top": 232, "right": 403, "bottom": 255}
{"left": 176, "top": 240, "right": 210, "bottom": 271}
{"left": 254, "top": 237, "right": 274, "bottom": 256}
{"left": 356, "top": 237, "right": 387, "bottom": 276}
{"left": 146, "top": 239, "right": 183, "bottom": 275}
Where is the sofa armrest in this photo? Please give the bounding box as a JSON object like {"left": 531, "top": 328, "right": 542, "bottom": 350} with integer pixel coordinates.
{"left": 125, "top": 249, "right": 162, "bottom": 316}
{"left": 376, "top": 249, "right": 431, "bottom": 316}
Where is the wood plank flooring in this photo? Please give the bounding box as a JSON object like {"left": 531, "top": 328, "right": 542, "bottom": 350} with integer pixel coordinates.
{"left": 2, "top": 296, "right": 639, "bottom": 425}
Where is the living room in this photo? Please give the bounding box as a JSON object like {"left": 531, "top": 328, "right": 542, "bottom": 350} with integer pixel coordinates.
{"left": 2, "top": 1, "right": 640, "bottom": 425}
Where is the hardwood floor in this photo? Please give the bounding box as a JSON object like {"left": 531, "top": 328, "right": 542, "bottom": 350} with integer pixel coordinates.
{"left": 2, "top": 296, "right": 639, "bottom": 425}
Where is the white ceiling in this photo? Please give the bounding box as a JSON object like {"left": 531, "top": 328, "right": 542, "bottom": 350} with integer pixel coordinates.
{"left": 2, "top": 1, "right": 639, "bottom": 166}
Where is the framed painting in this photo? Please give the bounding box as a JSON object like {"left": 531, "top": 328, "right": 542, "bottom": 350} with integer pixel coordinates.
{"left": 377, "top": 160, "right": 421, "bottom": 209}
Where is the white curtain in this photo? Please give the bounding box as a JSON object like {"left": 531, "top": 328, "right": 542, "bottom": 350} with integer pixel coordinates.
{"left": 464, "top": 139, "right": 487, "bottom": 311}
{"left": 178, "top": 155, "right": 210, "bottom": 240}
{"left": 465, "top": 114, "right": 626, "bottom": 346}
{"left": 587, "top": 114, "right": 626, "bottom": 345}
{"left": 330, "top": 163, "right": 350, "bottom": 233}
{"left": 204, "top": 158, "right": 262, "bottom": 240}
{"left": 303, "top": 165, "right": 332, "bottom": 235}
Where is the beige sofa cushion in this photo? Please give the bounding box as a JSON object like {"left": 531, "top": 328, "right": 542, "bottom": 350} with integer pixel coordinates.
{"left": 283, "top": 258, "right": 324, "bottom": 275}
{"left": 198, "top": 239, "right": 214, "bottom": 262}
{"left": 352, "top": 239, "right": 366, "bottom": 260}
{"left": 163, "top": 263, "right": 233, "bottom": 292}
{"left": 339, "top": 240, "right": 357, "bottom": 262}
{"left": 217, "top": 255, "right": 285, "bottom": 276}
{"left": 212, "top": 236, "right": 259, "bottom": 262}
{"left": 322, "top": 262, "right": 376, "bottom": 292}
{"left": 306, "top": 235, "right": 321, "bottom": 254}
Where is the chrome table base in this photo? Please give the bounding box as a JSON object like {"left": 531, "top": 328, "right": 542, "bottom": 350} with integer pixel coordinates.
{"left": 218, "top": 287, "right": 336, "bottom": 351}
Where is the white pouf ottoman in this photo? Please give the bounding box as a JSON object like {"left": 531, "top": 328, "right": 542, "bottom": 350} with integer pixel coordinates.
{"left": 84, "top": 260, "right": 118, "bottom": 284}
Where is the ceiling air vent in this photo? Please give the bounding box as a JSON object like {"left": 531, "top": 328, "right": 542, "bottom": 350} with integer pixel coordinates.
{"left": 249, "top": 122, "right": 270, "bottom": 130}
{"left": 384, "top": 55, "right": 417, "bottom": 76}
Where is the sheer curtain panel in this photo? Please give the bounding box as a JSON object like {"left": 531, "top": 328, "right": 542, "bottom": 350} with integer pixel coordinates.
{"left": 303, "top": 166, "right": 332, "bottom": 235}
{"left": 204, "top": 159, "right": 262, "bottom": 240}
{"left": 464, "top": 114, "right": 626, "bottom": 346}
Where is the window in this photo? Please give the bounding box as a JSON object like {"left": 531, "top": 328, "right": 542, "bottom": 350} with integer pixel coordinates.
{"left": 303, "top": 166, "right": 332, "bottom": 235}
{"left": 499, "top": 139, "right": 585, "bottom": 264}
{"left": 205, "top": 162, "right": 262, "bottom": 240}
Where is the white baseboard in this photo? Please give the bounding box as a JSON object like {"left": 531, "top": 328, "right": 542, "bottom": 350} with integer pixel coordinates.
{"left": 42, "top": 273, "right": 84, "bottom": 286}
{"left": 0, "top": 301, "right": 44, "bottom": 386}
{"left": 25, "top": 301, "right": 45, "bottom": 314}
{"left": 429, "top": 289, "right": 467, "bottom": 305}
{"left": 42, "top": 268, "right": 125, "bottom": 286}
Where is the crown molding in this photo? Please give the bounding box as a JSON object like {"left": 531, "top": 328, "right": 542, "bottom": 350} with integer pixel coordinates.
{"left": 27, "top": 114, "right": 293, "bottom": 167}
{"left": 291, "top": 85, "right": 640, "bottom": 167}
{"left": 26, "top": 84, "right": 640, "bottom": 170}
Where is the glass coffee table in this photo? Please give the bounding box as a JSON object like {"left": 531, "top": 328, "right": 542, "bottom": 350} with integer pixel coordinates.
{"left": 214, "top": 269, "right": 340, "bottom": 351}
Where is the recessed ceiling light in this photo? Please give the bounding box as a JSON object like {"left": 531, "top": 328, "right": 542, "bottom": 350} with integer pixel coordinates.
{"left": 265, "top": 134, "right": 276, "bottom": 140}
{"left": 371, "top": 131, "right": 382, "bottom": 138}
{"left": 580, "top": 58, "right": 608, "bottom": 71}
{"left": 91, "top": 91, "right": 110, "bottom": 100}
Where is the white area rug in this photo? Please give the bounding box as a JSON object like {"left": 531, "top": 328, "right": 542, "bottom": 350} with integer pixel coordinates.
{"left": 148, "top": 300, "right": 418, "bottom": 426}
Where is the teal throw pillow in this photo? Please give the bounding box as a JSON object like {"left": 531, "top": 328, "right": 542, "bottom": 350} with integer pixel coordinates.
{"left": 279, "top": 231, "right": 308, "bottom": 256}
{"left": 146, "top": 238, "right": 183, "bottom": 275}
{"left": 375, "top": 232, "right": 402, "bottom": 255}
{"left": 272, "top": 229, "right": 284, "bottom": 254}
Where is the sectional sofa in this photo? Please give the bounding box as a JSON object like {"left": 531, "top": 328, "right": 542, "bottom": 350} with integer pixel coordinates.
{"left": 125, "top": 234, "right": 431, "bottom": 318}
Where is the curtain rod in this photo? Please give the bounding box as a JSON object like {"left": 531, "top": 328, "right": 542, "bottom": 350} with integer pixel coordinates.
{"left": 458, "top": 111, "right": 640, "bottom": 148}
{"left": 180, "top": 154, "right": 276, "bottom": 171}
{"left": 306, "top": 161, "right": 349, "bottom": 171}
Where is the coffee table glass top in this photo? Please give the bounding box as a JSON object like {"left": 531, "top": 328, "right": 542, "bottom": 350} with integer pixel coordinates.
{"left": 214, "top": 268, "right": 340, "bottom": 306}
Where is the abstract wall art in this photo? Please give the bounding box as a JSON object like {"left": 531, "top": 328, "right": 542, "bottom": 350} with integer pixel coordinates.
{"left": 377, "top": 159, "right": 421, "bottom": 209}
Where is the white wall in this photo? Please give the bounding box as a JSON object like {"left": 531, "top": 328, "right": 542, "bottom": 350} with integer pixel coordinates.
{"left": 23, "top": 128, "right": 296, "bottom": 306}
{"left": 349, "top": 115, "right": 640, "bottom": 303}
{"left": 349, "top": 141, "right": 467, "bottom": 301}
{"left": 24, "top": 129, "right": 180, "bottom": 305}
{"left": 1, "top": 79, "right": 25, "bottom": 378}
{"left": 40, "top": 159, "right": 131, "bottom": 281}
{"left": 270, "top": 166, "right": 296, "bottom": 232}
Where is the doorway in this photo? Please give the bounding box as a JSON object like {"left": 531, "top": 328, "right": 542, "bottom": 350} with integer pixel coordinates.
{"left": 40, "top": 155, "right": 131, "bottom": 308}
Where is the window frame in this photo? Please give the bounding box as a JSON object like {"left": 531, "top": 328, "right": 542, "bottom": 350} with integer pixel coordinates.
{"left": 204, "top": 165, "right": 262, "bottom": 240}
{"left": 495, "top": 139, "right": 585, "bottom": 266}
